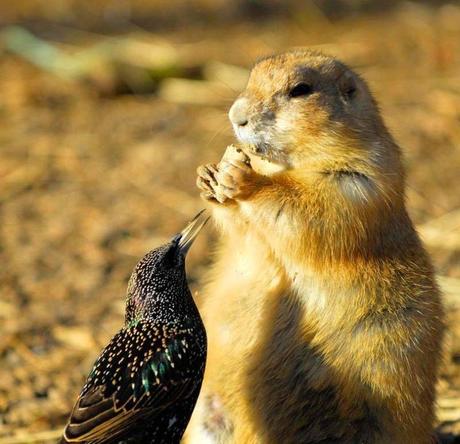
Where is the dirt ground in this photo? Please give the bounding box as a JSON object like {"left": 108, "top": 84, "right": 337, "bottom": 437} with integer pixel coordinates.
{"left": 1, "top": 1, "right": 460, "bottom": 442}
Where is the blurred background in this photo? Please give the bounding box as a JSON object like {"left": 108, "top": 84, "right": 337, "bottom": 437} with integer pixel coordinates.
{"left": 0, "top": 0, "right": 460, "bottom": 442}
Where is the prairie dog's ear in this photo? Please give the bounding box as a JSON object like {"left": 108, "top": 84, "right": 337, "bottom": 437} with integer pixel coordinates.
{"left": 338, "top": 70, "right": 358, "bottom": 102}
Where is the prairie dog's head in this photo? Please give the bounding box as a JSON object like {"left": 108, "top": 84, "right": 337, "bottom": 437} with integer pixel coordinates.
{"left": 229, "top": 50, "right": 396, "bottom": 174}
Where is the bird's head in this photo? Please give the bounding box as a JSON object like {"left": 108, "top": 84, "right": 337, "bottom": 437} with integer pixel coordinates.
{"left": 125, "top": 210, "right": 209, "bottom": 325}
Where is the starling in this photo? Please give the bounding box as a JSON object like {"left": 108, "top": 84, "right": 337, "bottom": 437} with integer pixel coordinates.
{"left": 60, "top": 211, "right": 209, "bottom": 444}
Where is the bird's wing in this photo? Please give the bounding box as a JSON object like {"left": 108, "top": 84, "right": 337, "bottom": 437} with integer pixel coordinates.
{"left": 61, "top": 321, "right": 205, "bottom": 443}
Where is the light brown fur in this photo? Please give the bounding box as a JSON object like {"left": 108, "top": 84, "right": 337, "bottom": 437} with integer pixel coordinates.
{"left": 186, "top": 50, "right": 444, "bottom": 444}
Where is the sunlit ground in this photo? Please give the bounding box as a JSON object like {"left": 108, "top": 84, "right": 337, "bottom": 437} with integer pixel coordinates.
{"left": 1, "top": 1, "right": 460, "bottom": 442}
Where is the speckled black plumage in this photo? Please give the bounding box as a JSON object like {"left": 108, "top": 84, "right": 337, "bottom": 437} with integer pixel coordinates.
{"left": 60, "top": 213, "right": 208, "bottom": 444}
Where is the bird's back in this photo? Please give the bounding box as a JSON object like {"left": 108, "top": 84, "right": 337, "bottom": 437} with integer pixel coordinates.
{"left": 61, "top": 317, "right": 206, "bottom": 444}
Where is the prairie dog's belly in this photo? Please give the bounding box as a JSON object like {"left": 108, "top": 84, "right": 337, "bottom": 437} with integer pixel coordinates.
{"left": 202, "top": 232, "right": 288, "bottom": 383}
{"left": 198, "top": 235, "right": 356, "bottom": 444}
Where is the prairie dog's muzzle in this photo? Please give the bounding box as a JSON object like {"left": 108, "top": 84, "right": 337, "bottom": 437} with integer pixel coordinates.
{"left": 229, "top": 97, "right": 250, "bottom": 128}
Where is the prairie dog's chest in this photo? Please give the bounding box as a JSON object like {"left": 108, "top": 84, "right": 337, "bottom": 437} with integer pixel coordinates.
{"left": 219, "top": 235, "right": 338, "bottom": 322}
{"left": 221, "top": 233, "right": 284, "bottom": 293}
{"left": 207, "top": 235, "right": 286, "bottom": 346}
{"left": 294, "top": 269, "right": 330, "bottom": 316}
{"left": 286, "top": 263, "right": 352, "bottom": 329}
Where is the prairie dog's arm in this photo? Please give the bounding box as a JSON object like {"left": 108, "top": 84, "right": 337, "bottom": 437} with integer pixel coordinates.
{"left": 198, "top": 158, "right": 321, "bottom": 264}
{"left": 235, "top": 172, "right": 332, "bottom": 267}
{"left": 197, "top": 145, "right": 306, "bottom": 219}
{"left": 199, "top": 157, "right": 399, "bottom": 273}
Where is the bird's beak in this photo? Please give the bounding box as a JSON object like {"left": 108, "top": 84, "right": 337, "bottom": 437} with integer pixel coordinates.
{"left": 177, "top": 209, "right": 210, "bottom": 255}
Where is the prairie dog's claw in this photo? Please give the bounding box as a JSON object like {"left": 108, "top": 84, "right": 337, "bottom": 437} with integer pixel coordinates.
{"left": 197, "top": 163, "right": 228, "bottom": 203}
{"left": 200, "top": 191, "right": 217, "bottom": 202}
{"left": 197, "top": 164, "right": 218, "bottom": 186}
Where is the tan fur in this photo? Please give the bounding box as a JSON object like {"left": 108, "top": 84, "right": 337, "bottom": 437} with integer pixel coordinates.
{"left": 186, "top": 50, "right": 445, "bottom": 444}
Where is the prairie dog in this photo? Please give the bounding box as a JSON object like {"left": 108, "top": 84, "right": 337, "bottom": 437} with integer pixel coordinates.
{"left": 187, "top": 50, "right": 444, "bottom": 444}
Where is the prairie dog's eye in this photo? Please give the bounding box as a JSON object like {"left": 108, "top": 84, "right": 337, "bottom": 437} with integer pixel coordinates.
{"left": 289, "top": 83, "right": 313, "bottom": 98}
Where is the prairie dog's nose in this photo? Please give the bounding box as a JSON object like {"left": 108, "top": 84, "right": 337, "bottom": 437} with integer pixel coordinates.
{"left": 229, "top": 98, "right": 249, "bottom": 127}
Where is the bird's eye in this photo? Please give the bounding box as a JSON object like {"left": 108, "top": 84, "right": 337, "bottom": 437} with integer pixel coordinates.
{"left": 163, "top": 245, "right": 178, "bottom": 269}
{"left": 344, "top": 86, "right": 356, "bottom": 100}
{"left": 289, "top": 83, "right": 313, "bottom": 98}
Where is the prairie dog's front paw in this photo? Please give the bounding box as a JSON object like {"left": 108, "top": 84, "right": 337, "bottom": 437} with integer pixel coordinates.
{"left": 196, "top": 163, "right": 221, "bottom": 202}
{"left": 196, "top": 144, "right": 264, "bottom": 203}
{"left": 215, "top": 159, "right": 259, "bottom": 201}
{"left": 196, "top": 162, "right": 234, "bottom": 204}
{"left": 214, "top": 143, "right": 260, "bottom": 201}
